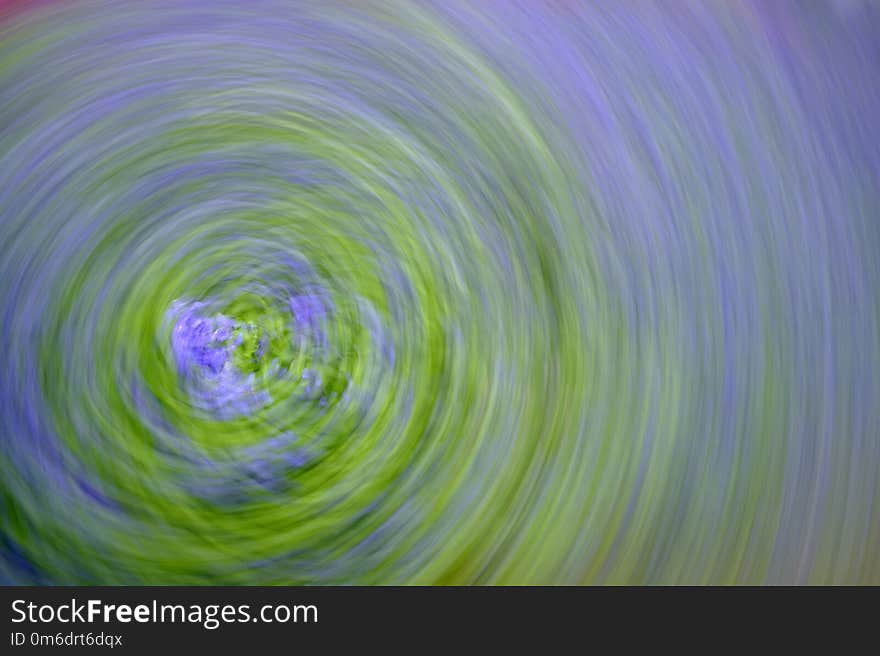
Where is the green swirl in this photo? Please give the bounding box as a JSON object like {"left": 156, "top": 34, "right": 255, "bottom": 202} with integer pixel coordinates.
{"left": 2, "top": 1, "right": 879, "bottom": 584}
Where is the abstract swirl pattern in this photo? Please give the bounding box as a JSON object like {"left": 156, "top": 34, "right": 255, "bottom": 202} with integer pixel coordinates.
{"left": 1, "top": 1, "right": 878, "bottom": 584}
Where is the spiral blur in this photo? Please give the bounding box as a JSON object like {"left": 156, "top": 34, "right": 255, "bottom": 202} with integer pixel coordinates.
{"left": 1, "top": 0, "right": 878, "bottom": 585}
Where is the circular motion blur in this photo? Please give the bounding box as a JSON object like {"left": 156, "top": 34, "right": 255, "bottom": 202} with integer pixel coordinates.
{"left": 1, "top": 0, "right": 878, "bottom": 584}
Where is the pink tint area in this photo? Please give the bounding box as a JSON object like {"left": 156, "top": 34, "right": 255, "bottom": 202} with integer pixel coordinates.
{"left": 0, "top": 0, "right": 61, "bottom": 23}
